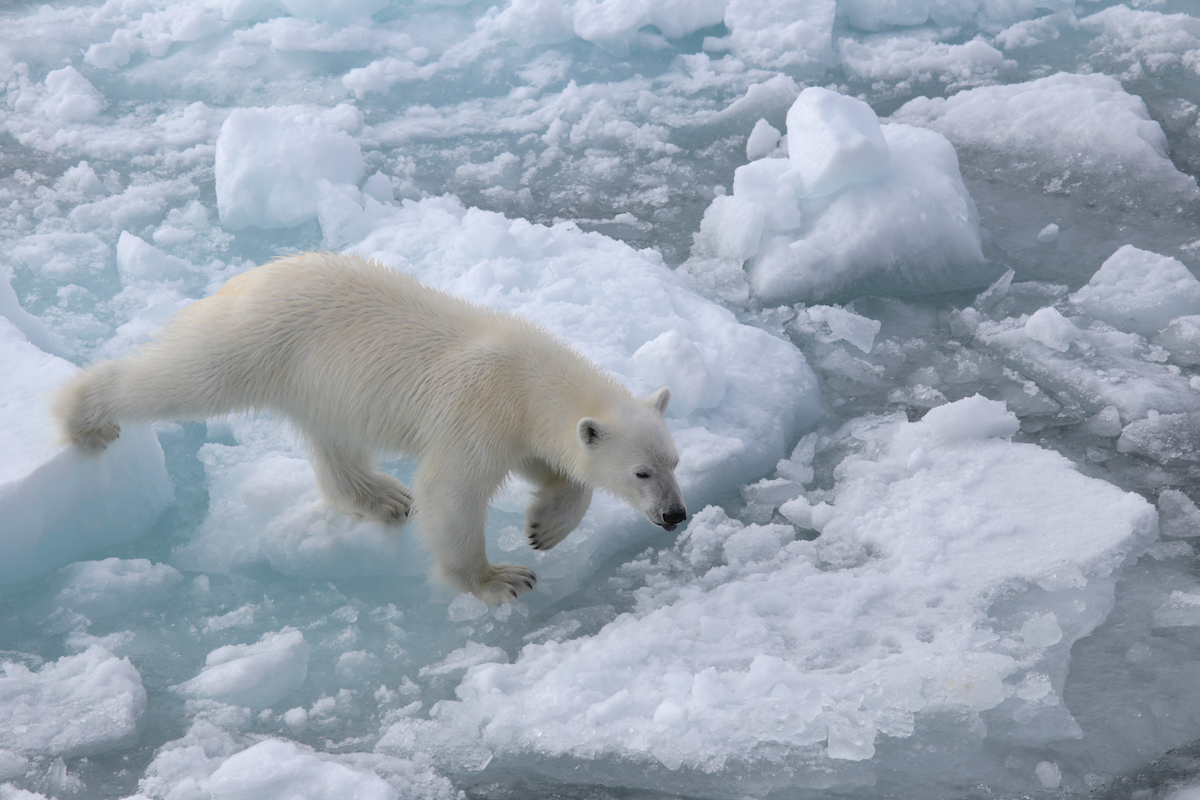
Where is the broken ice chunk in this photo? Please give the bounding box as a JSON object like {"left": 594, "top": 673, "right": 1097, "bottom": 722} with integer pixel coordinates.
{"left": 1070, "top": 245, "right": 1200, "bottom": 337}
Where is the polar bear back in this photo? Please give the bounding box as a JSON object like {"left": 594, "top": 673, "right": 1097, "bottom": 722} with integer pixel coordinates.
{"left": 155, "top": 252, "right": 626, "bottom": 461}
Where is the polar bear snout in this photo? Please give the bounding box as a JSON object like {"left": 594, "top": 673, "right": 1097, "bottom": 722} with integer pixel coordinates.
{"left": 659, "top": 506, "right": 688, "bottom": 531}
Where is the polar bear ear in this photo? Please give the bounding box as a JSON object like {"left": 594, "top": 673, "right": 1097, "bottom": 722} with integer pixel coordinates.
{"left": 648, "top": 386, "right": 671, "bottom": 416}
{"left": 578, "top": 418, "right": 607, "bottom": 446}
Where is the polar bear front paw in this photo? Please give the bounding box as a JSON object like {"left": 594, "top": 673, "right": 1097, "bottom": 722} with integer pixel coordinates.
{"left": 352, "top": 474, "right": 414, "bottom": 526}
{"left": 472, "top": 563, "right": 537, "bottom": 604}
{"left": 525, "top": 481, "right": 591, "bottom": 551}
{"left": 526, "top": 514, "right": 573, "bottom": 551}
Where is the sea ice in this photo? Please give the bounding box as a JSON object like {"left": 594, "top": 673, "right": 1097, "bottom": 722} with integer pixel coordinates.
{"left": 2, "top": 0, "right": 1200, "bottom": 797}
{"left": 892, "top": 72, "right": 1200, "bottom": 205}
{"left": 115, "top": 232, "right": 193, "bottom": 285}
{"left": 0, "top": 271, "right": 57, "bottom": 355}
{"left": 785, "top": 87, "right": 891, "bottom": 199}
{"left": 207, "top": 739, "right": 397, "bottom": 800}
{"left": 45, "top": 558, "right": 183, "bottom": 624}
{"left": 974, "top": 307, "right": 1198, "bottom": 423}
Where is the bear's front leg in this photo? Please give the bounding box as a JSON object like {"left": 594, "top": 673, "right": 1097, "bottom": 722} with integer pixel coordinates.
{"left": 524, "top": 471, "right": 592, "bottom": 551}
{"left": 310, "top": 440, "right": 413, "bottom": 525}
{"left": 415, "top": 461, "right": 536, "bottom": 603}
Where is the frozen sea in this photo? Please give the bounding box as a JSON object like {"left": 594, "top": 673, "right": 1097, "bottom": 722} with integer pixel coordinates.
{"left": 2, "top": 0, "right": 1200, "bottom": 798}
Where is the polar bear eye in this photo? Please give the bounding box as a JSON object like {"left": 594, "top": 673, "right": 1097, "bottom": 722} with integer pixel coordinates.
{"left": 635, "top": 470, "right": 651, "bottom": 479}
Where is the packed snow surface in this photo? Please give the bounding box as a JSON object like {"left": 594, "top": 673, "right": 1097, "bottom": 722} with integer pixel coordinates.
{"left": 2, "top": 0, "right": 1200, "bottom": 799}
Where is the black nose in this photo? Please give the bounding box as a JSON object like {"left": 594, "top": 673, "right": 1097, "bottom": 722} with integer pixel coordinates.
{"left": 663, "top": 507, "right": 687, "bottom": 526}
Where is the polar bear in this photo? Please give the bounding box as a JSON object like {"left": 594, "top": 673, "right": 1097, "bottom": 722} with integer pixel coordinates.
{"left": 53, "top": 252, "right": 687, "bottom": 602}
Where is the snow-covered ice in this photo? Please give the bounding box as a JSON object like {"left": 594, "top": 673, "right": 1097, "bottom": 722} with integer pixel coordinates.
{"left": 3, "top": 0, "right": 1200, "bottom": 798}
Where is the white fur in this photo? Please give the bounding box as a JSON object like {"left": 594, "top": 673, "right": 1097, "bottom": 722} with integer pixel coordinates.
{"left": 53, "top": 252, "right": 686, "bottom": 603}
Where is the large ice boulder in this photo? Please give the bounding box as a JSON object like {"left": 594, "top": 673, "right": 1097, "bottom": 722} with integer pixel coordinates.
{"left": 1069, "top": 245, "right": 1200, "bottom": 337}
{"left": 0, "top": 316, "right": 173, "bottom": 586}
{"left": 382, "top": 396, "right": 1155, "bottom": 791}
{"left": 215, "top": 104, "right": 365, "bottom": 231}
{"left": 785, "top": 87, "right": 890, "bottom": 198}
{"left": 688, "top": 87, "right": 986, "bottom": 305}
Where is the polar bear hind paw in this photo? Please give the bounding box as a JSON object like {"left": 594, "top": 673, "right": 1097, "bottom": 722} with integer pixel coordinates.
{"left": 72, "top": 421, "right": 122, "bottom": 450}
{"left": 472, "top": 564, "right": 537, "bottom": 604}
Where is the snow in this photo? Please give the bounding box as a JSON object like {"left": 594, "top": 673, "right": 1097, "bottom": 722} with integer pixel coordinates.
{"left": 2, "top": 0, "right": 1200, "bottom": 798}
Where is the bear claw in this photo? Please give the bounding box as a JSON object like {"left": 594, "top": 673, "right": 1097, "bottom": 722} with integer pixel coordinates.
{"left": 472, "top": 563, "right": 538, "bottom": 604}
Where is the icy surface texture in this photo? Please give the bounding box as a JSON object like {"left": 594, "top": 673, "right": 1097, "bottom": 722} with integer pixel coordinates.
{"left": 409, "top": 395, "right": 1154, "bottom": 789}
{"left": 173, "top": 627, "right": 312, "bottom": 709}
{"left": 687, "top": 86, "right": 986, "bottom": 305}
{"left": 891, "top": 71, "right": 1200, "bottom": 283}
{"left": 3, "top": 0, "right": 1200, "bottom": 798}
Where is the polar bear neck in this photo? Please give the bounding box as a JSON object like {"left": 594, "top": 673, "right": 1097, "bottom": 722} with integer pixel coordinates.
{"left": 510, "top": 332, "right": 633, "bottom": 483}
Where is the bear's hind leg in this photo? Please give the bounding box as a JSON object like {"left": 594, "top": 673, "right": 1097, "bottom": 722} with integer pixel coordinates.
{"left": 415, "top": 461, "right": 536, "bottom": 603}
{"left": 523, "top": 469, "right": 592, "bottom": 551}
{"left": 310, "top": 440, "right": 413, "bottom": 525}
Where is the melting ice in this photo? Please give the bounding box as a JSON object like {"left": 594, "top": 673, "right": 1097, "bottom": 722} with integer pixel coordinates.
{"left": 1, "top": 1, "right": 1200, "bottom": 799}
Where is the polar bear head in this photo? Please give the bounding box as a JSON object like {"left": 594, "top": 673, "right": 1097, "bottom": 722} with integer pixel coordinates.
{"left": 577, "top": 387, "right": 687, "bottom": 531}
